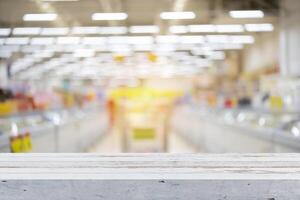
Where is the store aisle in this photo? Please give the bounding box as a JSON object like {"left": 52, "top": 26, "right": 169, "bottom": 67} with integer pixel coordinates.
{"left": 88, "top": 131, "right": 198, "bottom": 153}
{"left": 168, "top": 133, "right": 199, "bottom": 153}
{"left": 88, "top": 130, "right": 122, "bottom": 153}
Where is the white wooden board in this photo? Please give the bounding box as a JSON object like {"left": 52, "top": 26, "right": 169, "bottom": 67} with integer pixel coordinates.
{"left": 1, "top": 154, "right": 300, "bottom": 199}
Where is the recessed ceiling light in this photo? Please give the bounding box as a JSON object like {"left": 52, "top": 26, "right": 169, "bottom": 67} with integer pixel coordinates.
{"left": 23, "top": 13, "right": 57, "bottom": 21}
{"left": 229, "top": 10, "right": 264, "bottom": 18}
{"left": 81, "top": 37, "right": 106, "bottom": 45}
{"left": 169, "top": 26, "right": 188, "bottom": 34}
{"left": 100, "top": 27, "right": 128, "bottom": 34}
{"left": 206, "top": 35, "right": 230, "bottom": 43}
{"left": 216, "top": 25, "right": 244, "bottom": 33}
{"left": 127, "top": 36, "right": 154, "bottom": 45}
{"left": 5, "top": 37, "right": 30, "bottom": 45}
{"left": 230, "top": 35, "right": 255, "bottom": 44}
{"left": 31, "top": 37, "right": 55, "bottom": 45}
{"left": 13, "top": 27, "right": 41, "bottom": 35}
{"left": 56, "top": 37, "right": 81, "bottom": 44}
{"left": 189, "top": 25, "right": 216, "bottom": 33}
{"left": 180, "top": 36, "right": 205, "bottom": 44}
{"left": 156, "top": 35, "right": 179, "bottom": 44}
{"left": 160, "top": 12, "right": 196, "bottom": 20}
{"left": 245, "top": 23, "right": 274, "bottom": 32}
{"left": 92, "top": 13, "right": 128, "bottom": 21}
{"left": 41, "top": 28, "right": 69, "bottom": 35}
{"left": 73, "top": 49, "right": 95, "bottom": 58}
{"left": 129, "top": 26, "right": 159, "bottom": 34}
{"left": 71, "top": 27, "right": 99, "bottom": 34}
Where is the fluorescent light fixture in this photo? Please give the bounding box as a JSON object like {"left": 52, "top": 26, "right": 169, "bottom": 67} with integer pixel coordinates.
{"left": 56, "top": 37, "right": 81, "bottom": 44}
{"left": 211, "top": 43, "right": 244, "bottom": 50}
{"left": 33, "top": 51, "right": 54, "bottom": 58}
{"left": 245, "top": 23, "right": 274, "bottom": 32}
{"left": 100, "top": 27, "right": 128, "bottom": 34}
{"left": 210, "top": 51, "right": 225, "bottom": 60}
{"left": 108, "top": 36, "right": 153, "bottom": 45}
{"left": 189, "top": 25, "right": 216, "bottom": 33}
{"left": 41, "top": 0, "right": 79, "bottom": 1}
{"left": 5, "top": 37, "right": 30, "bottom": 45}
{"left": 41, "top": 28, "right": 69, "bottom": 35}
{"left": 0, "top": 28, "right": 11, "bottom": 36}
{"left": 13, "top": 27, "right": 41, "bottom": 35}
{"left": 23, "top": 13, "right": 57, "bottom": 21}
{"left": 127, "top": 36, "right": 154, "bottom": 45}
{"left": 134, "top": 45, "right": 154, "bottom": 51}
{"left": 73, "top": 49, "right": 95, "bottom": 58}
{"left": 160, "top": 11, "right": 196, "bottom": 20}
{"left": 230, "top": 35, "right": 255, "bottom": 44}
{"left": 129, "top": 25, "right": 159, "bottom": 34}
{"left": 0, "top": 38, "right": 5, "bottom": 45}
{"left": 31, "top": 37, "right": 55, "bottom": 45}
{"left": 71, "top": 26, "right": 99, "bottom": 34}
{"left": 107, "top": 36, "right": 128, "bottom": 44}
{"left": 229, "top": 10, "right": 264, "bottom": 19}
{"left": 92, "top": 13, "right": 128, "bottom": 21}
{"left": 216, "top": 25, "right": 244, "bottom": 33}
{"left": 110, "top": 45, "right": 132, "bottom": 54}
{"left": 169, "top": 25, "right": 188, "bottom": 34}
{"left": 82, "top": 37, "right": 106, "bottom": 45}
{"left": 156, "top": 35, "right": 179, "bottom": 44}
{"left": 180, "top": 36, "right": 204, "bottom": 44}
{"left": 206, "top": 35, "right": 230, "bottom": 43}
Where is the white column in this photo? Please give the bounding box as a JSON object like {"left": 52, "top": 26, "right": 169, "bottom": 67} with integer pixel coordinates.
{"left": 0, "top": 62, "right": 8, "bottom": 88}
{"left": 280, "top": 0, "right": 300, "bottom": 76}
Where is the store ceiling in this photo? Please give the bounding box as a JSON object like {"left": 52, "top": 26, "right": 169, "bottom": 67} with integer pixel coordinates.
{"left": 0, "top": 0, "right": 279, "bottom": 28}
{"left": 0, "top": 0, "right": 280, "bottom": 80}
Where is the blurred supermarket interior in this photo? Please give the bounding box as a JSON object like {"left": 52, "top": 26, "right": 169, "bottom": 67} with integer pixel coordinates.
{"left": 0, "top": 0, "right": 300, "bottom": 153}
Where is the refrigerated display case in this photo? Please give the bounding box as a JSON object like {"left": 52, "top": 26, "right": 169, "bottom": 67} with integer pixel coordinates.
{"left": 0, "top": 105, "right": 108, "bottom": 153}
{"left": 172, "top": 103, "right": 300, "bottom": 153}
{"left": 0, "top": 114, "right": 56, "bottom": 153}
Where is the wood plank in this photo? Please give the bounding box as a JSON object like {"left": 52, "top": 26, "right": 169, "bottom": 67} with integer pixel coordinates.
{"left": 1, "top": 154, "right": 300, "bottom": 199}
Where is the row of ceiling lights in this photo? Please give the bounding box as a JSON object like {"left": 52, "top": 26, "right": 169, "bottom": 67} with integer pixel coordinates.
{"left": 0, "top": 35, "right": 254, "bottom": 45}
{"left": 21, "top": 10, "right": 265, "bottom": 22}
{"left": 0, "top": 23, "right": 273, "bottom": 36}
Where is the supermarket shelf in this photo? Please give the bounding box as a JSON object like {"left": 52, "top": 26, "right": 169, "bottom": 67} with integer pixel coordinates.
{"left": 172, "top": 104, "right": 300, "bottom": 153}
{"left": 212, "top": 106, "right": 300, "bottom": 115}
{"left": 0, "top": 154, "right": 300, "bottom": 199}
{"left": 0, "top": 105, "right": 109, "bottom": 153}
{"left": 0, "top": 104, "right": 103, "bottom": 119}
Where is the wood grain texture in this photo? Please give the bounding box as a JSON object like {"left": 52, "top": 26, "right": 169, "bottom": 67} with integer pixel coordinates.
{"left": 1, "top": 154, "right": 300, "bottom": 199}
{"left": 0, "top": 154, "right": 300, "bottom": 179}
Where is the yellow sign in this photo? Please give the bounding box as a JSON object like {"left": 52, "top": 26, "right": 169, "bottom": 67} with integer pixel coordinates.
{"left": 147, "top": 53, "right": 157, "bottom": 62}
{"left": 269, "top": 96, "right": 283, "bottom": 111}
{"left": 114, "top": 55, "right": 125, "bottom": 63}
{"left": 133, "top": 128, "right": 155, "bottom": 140}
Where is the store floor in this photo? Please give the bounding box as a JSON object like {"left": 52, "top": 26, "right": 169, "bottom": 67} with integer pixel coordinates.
{"left": 88, "top": 130, "right": 199, "bottom": 153}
